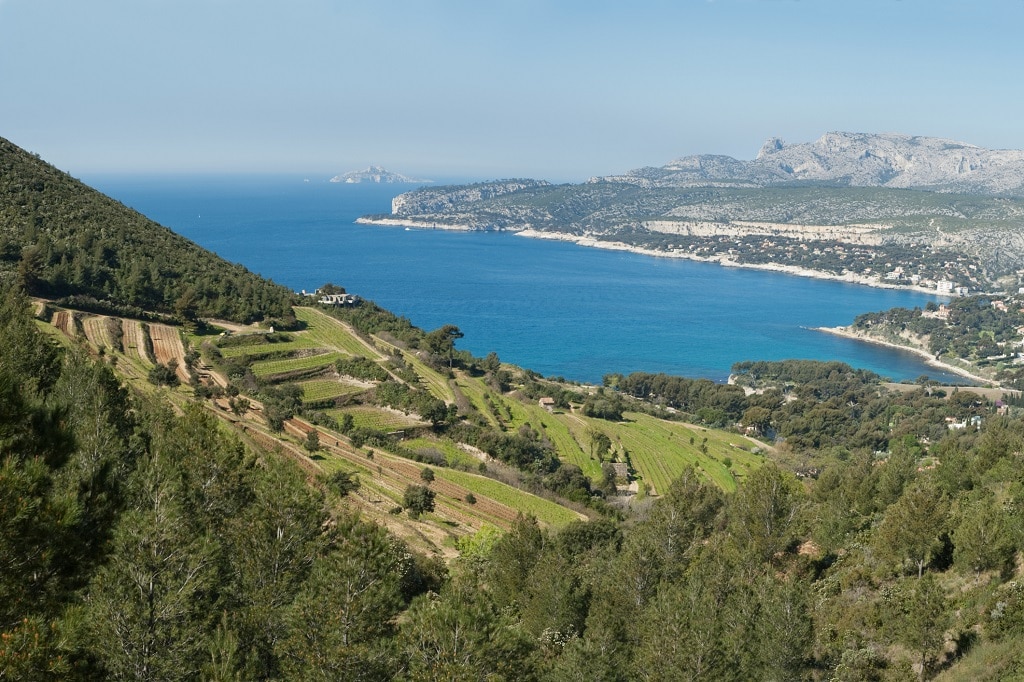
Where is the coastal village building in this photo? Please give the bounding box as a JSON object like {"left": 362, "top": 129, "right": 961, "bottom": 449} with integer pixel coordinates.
{"left": 318, "top": 293, "right": 360, "bottom": 306}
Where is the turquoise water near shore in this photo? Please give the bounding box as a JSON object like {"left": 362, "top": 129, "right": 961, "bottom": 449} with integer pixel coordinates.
{"left": 88, "top": 174, "right": 957, "bottom": 384}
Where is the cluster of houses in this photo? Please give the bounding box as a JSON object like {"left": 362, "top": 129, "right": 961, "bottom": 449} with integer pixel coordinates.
{"left": 946, "top": 415, "right": 984, "bottom": 431}
{"left": 299, "top": 289, "right": 361, "bottom": 306}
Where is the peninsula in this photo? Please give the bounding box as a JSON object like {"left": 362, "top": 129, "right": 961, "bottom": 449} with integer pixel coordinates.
{"left": 358, "top": 132, "right": 1024, "bottom": 295}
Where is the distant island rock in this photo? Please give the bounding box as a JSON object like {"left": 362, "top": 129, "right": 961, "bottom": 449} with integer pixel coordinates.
{"left": 329, "top": 166, "right": 431, "bottom": 184}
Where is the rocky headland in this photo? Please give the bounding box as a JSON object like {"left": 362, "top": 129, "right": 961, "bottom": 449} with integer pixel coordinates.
{"left": 359, "top": 133, "right": 1024, "bottom": 295}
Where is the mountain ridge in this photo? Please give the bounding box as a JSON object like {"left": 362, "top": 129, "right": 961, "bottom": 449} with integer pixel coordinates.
{"left": 596, "top": 131, "right": 1024, "bottom": 195}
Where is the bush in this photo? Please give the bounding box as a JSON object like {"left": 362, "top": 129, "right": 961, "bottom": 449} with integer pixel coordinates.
{"left": 148, "top": 361, "right": 180, "bottom": 387}
{"left": 403, "top": 485, "right": 436, "bottom": 519}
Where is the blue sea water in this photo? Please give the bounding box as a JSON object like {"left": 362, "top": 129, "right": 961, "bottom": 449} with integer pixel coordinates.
{"left": 88, "top": 174, "right": 958, "bottom": 384}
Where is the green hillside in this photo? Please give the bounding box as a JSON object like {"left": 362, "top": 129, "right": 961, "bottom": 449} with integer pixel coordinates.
{"left": 8, "top": 140, "right": 1024, "bottom": 680}
{"left": 0, "top": 137, "right": 295, "bottom": 324}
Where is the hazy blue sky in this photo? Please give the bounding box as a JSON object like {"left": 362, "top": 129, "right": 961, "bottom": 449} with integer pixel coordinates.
{"left": 2, "top": 0, "right": 1022, "bottom": 181}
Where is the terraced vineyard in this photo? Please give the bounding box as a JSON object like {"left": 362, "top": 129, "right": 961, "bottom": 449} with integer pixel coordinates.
{"left": 600, "top": 412, "right": 764, "bottom": 494}
{"left": 293, "top": 307, "right": 383, "bottom": 358}
{"left": 283, "top": 417, "right": 582, "bottom": 534}
{"left": 299, "top": 378, "right": 366, "bottom": 403}
{"left": 396, "top": 349, "right": 455, "bottom": 403}
{"left": 435, "top": 468, "right": 584, "bottom": 527}
{"left": 121, "top": 320, "right": 153, "bottom": 367}
{"left": 82, "top": 315, "right": 117, "bottom": 351}
{"left": 450, "top": 379, "right": 502, "bottom": 428}
{"left": 327, "top": 405, "right": 425, "bottom": 431}
{"left": 36, "top": 299, "right": 770, "bottom": 560}
{"left": 51, "top": 309, "right": 78, "bottom": 339}
{"left": 218, "top": 337, "right": 319, "bottom": 359}
{"left": 401, "top": 436, "right": 480, "bottom": 469}
{"left": 251, "top": 351, "right": 342, "bottom": 378}
{"left": 149, "top": 323, "right": 190, "bottom": 382}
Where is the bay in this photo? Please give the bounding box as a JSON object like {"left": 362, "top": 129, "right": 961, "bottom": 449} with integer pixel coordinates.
{"left": 87, "top": 174, "right": 957, "bottom": 384}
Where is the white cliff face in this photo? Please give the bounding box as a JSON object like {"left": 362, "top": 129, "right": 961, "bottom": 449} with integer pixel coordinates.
{"left": 391, "top": 179, "right": 550, "bottom": 215}
{"left": 607, "top": 132, "right": 1024, "bottom": 195}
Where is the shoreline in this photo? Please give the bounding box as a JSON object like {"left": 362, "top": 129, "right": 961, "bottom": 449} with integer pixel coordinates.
{"left": 814, "top": 325, "right": 997, "bottom": 386}
{"left": 355, "top": 217, "right": 950, "bottom": 297}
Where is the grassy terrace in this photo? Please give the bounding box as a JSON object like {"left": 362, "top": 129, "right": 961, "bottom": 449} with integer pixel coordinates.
{"left": 398, "top": 349, "right": 455, "bottom": 403}
{"left": 451, "top": 376, "right": 503, "bottom": 429}
{"left": 293, "top": 307, "right": 384, "bottom": 358}
{"left": 251, "top": 351, "right": 342, "bottom": 378}
{"left": 601, "top": 412, "right": 764, "bottom": 494}
{"left": 299, "top": 379, "right": 367, "bottom": 403}
{"left": 401, "top": 436, "right": 480, "bottom": 469}
{"left": 505, "top": 398, "right": 601, "bottom": 480}
{"left": 326, "top": 405, "right": 424, "bottom": 431}
{"left": 218, "top": 337, "right": 319, "bottom": 359}
{"left": 435, "top": 468, "right": 584, "bottom": 528}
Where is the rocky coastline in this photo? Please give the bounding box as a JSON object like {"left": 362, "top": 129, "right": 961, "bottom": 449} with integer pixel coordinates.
{"left": 355, "top": 216, "right": 950, "bottom": 297}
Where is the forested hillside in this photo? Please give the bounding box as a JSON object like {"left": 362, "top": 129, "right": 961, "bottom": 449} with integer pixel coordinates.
{"left": 6, "top": 140, "right": 1024, "bottom": 679}
{"left": 0, "top": 137, "right": 295, "bottom": 325}
{"left": 8, "top": 287, "right": 1024, "bottom": 679}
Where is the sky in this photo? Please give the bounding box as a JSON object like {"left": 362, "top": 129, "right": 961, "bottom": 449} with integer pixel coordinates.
{"left": 2, "top": 0, "right": 1023, "bottom": 182}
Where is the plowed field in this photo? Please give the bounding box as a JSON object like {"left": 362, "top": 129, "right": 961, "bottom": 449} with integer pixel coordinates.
{"left": 121, "top": 320, "right": 153, "bottom": 366}
{"left": 51, "top": 310, "right": 77, "bottom": 339}
{"left": 149, "top": 323, "right": 190, "bottom": 382}
{"left": 82, "top": 316, "right": 115, "bottom": 350}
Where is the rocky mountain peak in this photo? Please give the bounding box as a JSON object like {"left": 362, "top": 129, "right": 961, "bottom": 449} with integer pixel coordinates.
{"left": 756, "top": 136, "right": 786, "bottom": 159}
{"left": 604, "top": 132, "right": 1024, "bottom": 196}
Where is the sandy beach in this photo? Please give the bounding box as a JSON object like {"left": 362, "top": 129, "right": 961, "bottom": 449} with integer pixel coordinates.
{"left": 814, "top": 325, "right": 997, "bottom": 386}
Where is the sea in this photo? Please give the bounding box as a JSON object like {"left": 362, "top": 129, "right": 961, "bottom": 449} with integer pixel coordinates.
{"left": 86, "top": 174, "right": 961, "bottom": 385}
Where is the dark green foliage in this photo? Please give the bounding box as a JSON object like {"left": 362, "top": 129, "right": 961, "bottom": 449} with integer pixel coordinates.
{"left": 373, "top": 379, "right": 452, "bottom": 427}
{"left": 874, "top": 476, "right": 949, "bottom": 577}
{"left": 0, "top": 136, "right": 295, "bottom": 324}
{"left": 334, "top": 355, "right": 389, "bottom": 382}
{"left": 728, "top": 464, "right": 805, "bottom": 564}
{"left": 325, "top": 470, "right": 360, "bottom": 497}
{"left": 147, "top": 360, "right": 180, "bottom": 386}
{"left": 399, "top": 579, "right": 536, "bottom": 681}
{"left": 422, "top": 324, "right": 464, "bottom": 368}
{"left": 328, "top": 299, "right": 423, "bottom": 347}
{"left": 612, "top": 371, "right": 747, "bottom": 422}
{"left": 403, "top": 484, "right": 435, "bottom": 519}
{"left": 276, "top": 516, "right": 405, "bottom": 681}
